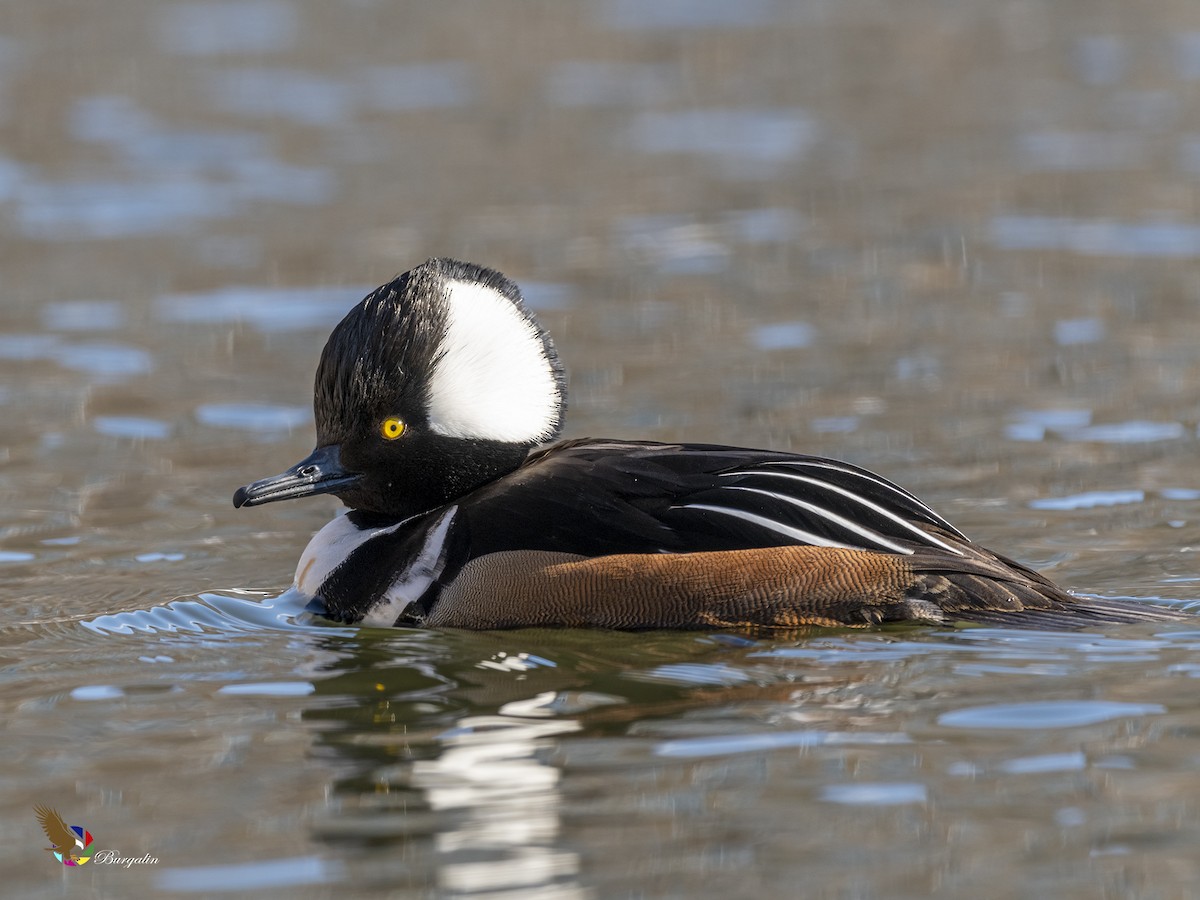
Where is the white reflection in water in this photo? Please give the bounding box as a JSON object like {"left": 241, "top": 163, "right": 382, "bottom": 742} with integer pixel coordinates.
{"left": 411, "top": 714, "right": 585, "bottom": 897}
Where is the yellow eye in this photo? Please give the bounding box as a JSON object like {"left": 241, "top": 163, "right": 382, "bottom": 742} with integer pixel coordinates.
{"left": 380, "top": 417, "right": 406, "bottom": 440}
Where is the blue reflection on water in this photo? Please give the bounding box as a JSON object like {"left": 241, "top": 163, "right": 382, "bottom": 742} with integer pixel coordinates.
{"left": 156, "top": 284, "right": 369, "bottom": 332}
{"left": 752, "top": 321, "right": 814, "bottom": 350}
{"left": 205, "top": 68, "right": 351, "bottom": 125}
{"left": 999, "top": 751, "right": 1088, "bottom": 774}
{"left": 1017, "top": 131, "right": 1143, "bottom": 171}
{"left": 614, "top": 214, "right": 731, "bottom": 273}
{"left": 656, "top": 730, "right": 910, "bottom": 759}
{"left": 602, "top": 0, "right": 785, "bottom": 29}
{"left": 204, "top": 62, "right": 477, "bottom": 125}
{"left": 94, "top": 416, "right": 172, "bottom": 440}
{"left": 195, "top": 403, "right": 310, "bottom": 432}
{"left": 819, "top": 782, "right": 927, "bottom": 806}
{"left": 156, "top": 0, "right": 298, "bottom": 57}
{"left": 158, "top": 856, "right": 341, "bottom": 893}
{"left": 1072, "top": 35, "right": 1128, "bottom": 86}
{"left": 991, "top": 215, "right": 1200, "bottom": 257}
{"left": 15, "top": 93, "right": 338, "bottom": 240}
{"left": 1054, "top": 317, "right": 1105, "bottom": 345}
{"left": 55, "top": 342, "right": 154, "bottom": 380}
{"left": 361, "top": 63, "right": 476, "bottom": 110}
{"left": 1030, "top": 490, "right": 1144, "bottom": 511}
{"left": 17, "top": 180, "right": 238, "bottom": 240}
{"left": 627, "top": 108, "right": 821, "bottom": 176}
{"left": 545, "top": 61, "right": 674, "bottom": 107}
{"left": 724, "top": 207, "right": 807, "bottom": 243}
{"left": 938, "top": 699, "right": 1164, "bottom": 729}
{"left": 42, "top": 300, "right": 125, "bottom": 332}
{"left": 1007, "top": 409, "right": 1184, "bottom": 444}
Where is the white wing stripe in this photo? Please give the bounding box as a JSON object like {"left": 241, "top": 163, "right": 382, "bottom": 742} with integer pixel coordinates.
{"left": 721, "top": 469, "right": 965, "bottom": 555}
{"left": 678, "top": 503, "right": 882, "bottom": 552}
{"left": 755, "top": 459, "right": 958, "bottom": 531}
{"left": 716, "top": 486, "right": 916, "bottom": 554}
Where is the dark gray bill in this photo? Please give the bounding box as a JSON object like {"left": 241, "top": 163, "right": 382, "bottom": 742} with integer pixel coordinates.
{"left": 233, "top": 444, "right": 359, "bottom": 508}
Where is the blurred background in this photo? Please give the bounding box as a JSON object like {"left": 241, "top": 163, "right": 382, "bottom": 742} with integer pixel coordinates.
{"left": 4, "top": 2, "right": 1200, "bottom": 897}
{"left": 5, "top": 0, "right": 1200, "bottom": 600}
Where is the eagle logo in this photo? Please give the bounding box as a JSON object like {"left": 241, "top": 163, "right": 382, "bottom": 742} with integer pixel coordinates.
{"left": 34, "top": 805, "right": 93, "bottom": 866}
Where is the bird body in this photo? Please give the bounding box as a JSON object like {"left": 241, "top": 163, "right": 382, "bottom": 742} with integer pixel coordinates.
{"left": 234, "top": 258, "right": 1182, "bottom": 631}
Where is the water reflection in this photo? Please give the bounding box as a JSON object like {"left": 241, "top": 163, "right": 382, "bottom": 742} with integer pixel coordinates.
{"left": 626, "top": 108, "right": 821, "bottom": 176}
{"left": 156, "top": 0, "right": 299, "bottom": 57}
{"left": 990, "top": 215, "right": 1200, "bottom": 257}
{"left": 412, "top": 714, "right": 584, "bottom": 897}
{"left": 155, "top": 284, "right": 365, "bottom": 331}
{"left": 937, "top": 699, "right": 1165, "bottom": 729}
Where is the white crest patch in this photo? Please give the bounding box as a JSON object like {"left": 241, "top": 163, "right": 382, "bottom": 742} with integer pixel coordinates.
{"left": 427, "top": 278, "right": 561, "bottom": 443}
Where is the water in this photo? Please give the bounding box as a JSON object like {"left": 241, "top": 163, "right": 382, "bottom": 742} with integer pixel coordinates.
{"left": 4, "top": 1, "right": 1200, "bottom": 897}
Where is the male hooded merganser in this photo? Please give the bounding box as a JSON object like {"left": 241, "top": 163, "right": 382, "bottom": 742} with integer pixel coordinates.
{"left": 233, "top": 258, "right": 1182, "bottom": 630}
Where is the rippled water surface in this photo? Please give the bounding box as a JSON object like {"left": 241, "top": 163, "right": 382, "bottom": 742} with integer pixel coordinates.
{"left": 5, "top": 2, "right": 1200, "bottom": 897}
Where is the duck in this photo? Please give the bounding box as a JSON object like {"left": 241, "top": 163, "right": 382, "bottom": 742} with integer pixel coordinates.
{"left": 233, "top": 257, "right": 1183, "bottom": 631}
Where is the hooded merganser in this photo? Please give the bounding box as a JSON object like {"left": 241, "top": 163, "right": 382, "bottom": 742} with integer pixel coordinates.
{"left": 233, "top": 258, "right": 1182, "bottom": 630}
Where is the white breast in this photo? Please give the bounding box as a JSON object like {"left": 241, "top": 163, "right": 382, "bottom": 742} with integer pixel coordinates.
{"left": 293, "top": 513, "right": 408, "bottom": 598}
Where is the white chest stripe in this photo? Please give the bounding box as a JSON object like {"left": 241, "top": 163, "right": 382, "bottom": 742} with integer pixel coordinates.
{"left": 361, "top": 507, "right": 457, "bottom": 627}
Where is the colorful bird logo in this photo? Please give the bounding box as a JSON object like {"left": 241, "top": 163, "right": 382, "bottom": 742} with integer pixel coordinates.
{"left": 34, "top": 806, "right": 93, "bottom": 866}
